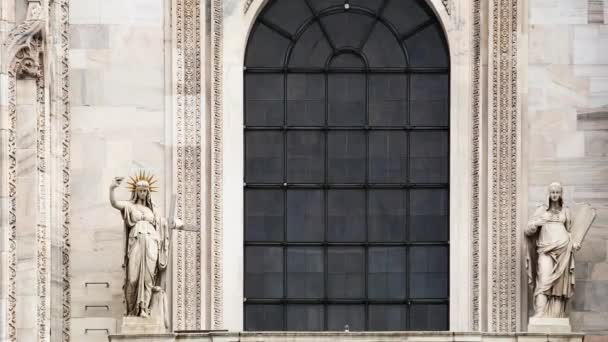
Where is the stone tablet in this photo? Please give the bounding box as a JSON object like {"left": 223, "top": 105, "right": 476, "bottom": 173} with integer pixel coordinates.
{"left": 570, "top": 202, "right": 597, "bottom": 247}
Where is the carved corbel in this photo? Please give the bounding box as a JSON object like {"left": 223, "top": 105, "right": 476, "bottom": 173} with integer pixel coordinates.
{"left": 2, "top": 1, "right": 45, "bottom": 78}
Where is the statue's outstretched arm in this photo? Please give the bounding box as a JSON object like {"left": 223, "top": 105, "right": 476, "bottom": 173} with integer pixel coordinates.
{"left": 110, "top": 177, "right": 127, "bottom": 210}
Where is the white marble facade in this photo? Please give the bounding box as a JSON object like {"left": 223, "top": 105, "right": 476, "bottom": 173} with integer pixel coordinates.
{"left": 0, "top": 0, "right": 607, "bottom": 341}
{"left": 69, "top": 0, "right": 168, "bottom": 340}
{"left": 527, "top": 0, "right": 608, "bottom": 333}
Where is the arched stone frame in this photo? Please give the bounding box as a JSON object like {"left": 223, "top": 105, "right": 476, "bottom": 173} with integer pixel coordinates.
{"left": 219, "top": 0, "right": 478, "bottom": 331}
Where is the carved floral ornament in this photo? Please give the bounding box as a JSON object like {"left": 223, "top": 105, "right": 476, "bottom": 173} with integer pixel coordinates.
{"left": 3, "top": 1, "right": 45, "bottom": 78}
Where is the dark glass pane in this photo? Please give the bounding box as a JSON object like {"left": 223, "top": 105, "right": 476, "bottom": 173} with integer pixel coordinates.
{"left": 245, "top": 189, "right": 284, "bottom": 241}
{"left": 350, "top": 0, "right": 384, "bottom": 12}
{"left": 287, "top": 190, "right": 324, "bottom": 241}
{"left": 286, "top": 247, "right": 324, "bottom": 298}
{"left": 245, "top": 246, "right": 283, "bottom": 298}
{"left": 328, "top": 131, "right": 366, "bottom": 183}
{"left": 246, "top": 74, "right": 284, "bottom": 126}
{"left": 409, "top": 130, "right": 448, "bottom": 183}
{"left": 410, "top": 74, "right": 449, "bottom": 126}
{"left": 409, "top": 246, "right": 448, "bottom": 299}
{"left": 245, "top": 131, "right": 284, "bottom": 183}
{"left": 289, "top": 22, "right": 333, "bottom": 68}
{"left": 410, "top": 189, "right": 448, "bottom": 242}
{"left": 410, "top": 304, "right": 448, "bottom": 330}
{"left": 246, "top": 23, "right": 290, "bottom": 67}
{"left": 308, "top": 0, "right": 344, "bottom": 12}
{"left": 263, "top": 0, "right": 312, "bottom": 36}
{"left": 321, "top": 12, "right": 375, "bottom": 49}
{"left": 368, "top": 247, "right": 406, "bottom": 299}
{"left": 369, "top": 305, "right": 407, "bottom": 331}
{"left": 287, "top": 74, "right": 325, "bottom": 126}
{"left": 368, "top": 190, "right": 406, "bottom": 242}
{"left": 369, "top": 131, "right": 408, "bottom": 183}
{"left": 327, "top": 247, "right": 364, "bottom": 298}
{"left": 383, "top": 0, "right": 431, "bottom": 37}
{"left": 327, "top": 305, "right": 365, "bottom": 331}
{"left": 362, "top": 22, "right": 406, "bottom": 68}
{"left": 327, "top": 189, "right": 365, "bottom": 242}
{"left": 405, "top": 24, "right": 449, "bottom": 68}
{"left": 245, "top": 304, "right": 284, "bottom": 331}
{"left": 329, "top": 53, "right": 366, "bottom": 68}
{"left": 286, "top": 305, "right": 325, "bottom": 330}
{"left": 286, "top": 131, "right": 324, "bottom": 183}
{"left": 328, "top": 74, "right": 366, "bottom": 126}
{"left": 369, "top": 74, "right": 407, "bottom": 126}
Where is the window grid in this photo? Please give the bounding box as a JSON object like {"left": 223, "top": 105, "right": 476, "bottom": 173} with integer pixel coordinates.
{"left": 244, "top": 0, "right": 449, "bottom": 331}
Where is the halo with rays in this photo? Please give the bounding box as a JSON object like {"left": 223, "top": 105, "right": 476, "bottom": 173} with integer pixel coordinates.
{"left": 126, "top": 170, "right": 159, "bottom": 193}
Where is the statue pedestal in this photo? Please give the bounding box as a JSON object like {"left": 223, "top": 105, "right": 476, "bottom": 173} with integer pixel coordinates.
{"left": 528, "top": 317, "right": 572, "bottom": 333}
{"left": 120, "top": 316, "right": 165, "bottom": 334}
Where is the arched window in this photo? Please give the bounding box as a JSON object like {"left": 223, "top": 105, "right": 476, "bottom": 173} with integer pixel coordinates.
{"left": 244, "top": 0, "right": 449, "bottom": 331}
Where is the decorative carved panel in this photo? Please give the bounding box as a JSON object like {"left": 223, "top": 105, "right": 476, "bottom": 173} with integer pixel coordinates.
{"left": 487, "top": 0, "right": 521, "bottom": 333}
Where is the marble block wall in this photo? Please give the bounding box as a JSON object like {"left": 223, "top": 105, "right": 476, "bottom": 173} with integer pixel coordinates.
{"left": 527, "top": 0, "right": 608, "bottom": 333}
{"left": 15, "top": 80, "right": 38, "bottom": 342}
{"left": 69, "top": 0, "right": 168, "bottom": 341}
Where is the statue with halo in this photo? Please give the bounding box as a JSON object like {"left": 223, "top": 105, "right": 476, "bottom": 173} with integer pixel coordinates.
{"left": 525, "top": 182, "right": 596, "bottom": 331}
{"left": 109, "top": 171, "right": 182, "bottom": 331}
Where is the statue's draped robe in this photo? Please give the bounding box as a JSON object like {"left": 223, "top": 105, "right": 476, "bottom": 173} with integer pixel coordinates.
{"left": 525, "top": 205, "right": 575, "bottom": 317}
{"left": 121, "top": 202, "right": 170, "bottom": 316}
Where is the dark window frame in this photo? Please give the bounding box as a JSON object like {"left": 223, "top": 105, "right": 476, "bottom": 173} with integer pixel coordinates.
{"left": 244, "top": 0, "right": 450, "bottom": 331}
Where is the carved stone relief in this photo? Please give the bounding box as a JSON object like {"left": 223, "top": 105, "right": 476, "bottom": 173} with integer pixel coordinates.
{"left": 1, "top": 0, "right": 71, "bottom": 341}
{"left": 173, "top": 0, "right": 203, "bottom": 330}
{"left": 471, "top": 0, "right": 482, "bottom": 331}
{"left": 488, "top": 0, "right": 521, "bottom": 333}
{"left": 210, "top": 0, "right": 224, "bottom": 330}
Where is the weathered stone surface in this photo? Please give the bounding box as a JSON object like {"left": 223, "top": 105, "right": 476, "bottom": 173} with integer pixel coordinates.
{"left": 528, "top": 318, "right": 571, "bottom": 333}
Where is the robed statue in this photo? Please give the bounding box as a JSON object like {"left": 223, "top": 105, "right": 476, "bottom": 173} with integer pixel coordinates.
{"left": 109, "top": 171, "right": 181, "bottom": 327}
{"left": 525, "top": 182, "right": 596, "bottom": 318}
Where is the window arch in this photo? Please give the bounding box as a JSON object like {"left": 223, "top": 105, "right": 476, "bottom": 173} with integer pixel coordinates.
{"left": 244, "top": 0, "right": 449, "bottom": 331}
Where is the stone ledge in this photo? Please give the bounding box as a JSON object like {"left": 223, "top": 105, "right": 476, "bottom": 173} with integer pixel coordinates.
{"left": 108, "top": 332, "right": 586, "bottom": 342}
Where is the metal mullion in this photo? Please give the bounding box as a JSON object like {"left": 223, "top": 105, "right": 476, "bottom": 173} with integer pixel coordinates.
{"left": 302, "top": 0, "right": 337, "bottom": 51}
{"left": 405, "top": 67, "right": 412, "bottom": 331}
{"left": 323, "top": 70, "right": 329, "bottom": 331}
{"left": 282, "top": 70, "right": 288, "bottom": 331}
{"left": 245, "top": 241, "right": 448, "bottom": 247}
{"left": 363, "top": 60, "right": 371, "bottom": 331}
{"left": 400, "top": 18, "right": 435, "bottom": 42}
{"left": 245, "top": 183, "right": 449, "bottom": 189}
{"left": 357, "top": 0, "right": 390, "bottom": 52}
{"left": 244, "top": 297, "right": 446, "bottom": 305}
{"left": 245, "top": 125, "right": 449, "bottom": 131}
{"left": 258, "top": 18, "right": 295, "bottom": 42}
{"left": 245, "top": 67, "right": 449, "bottom": 74}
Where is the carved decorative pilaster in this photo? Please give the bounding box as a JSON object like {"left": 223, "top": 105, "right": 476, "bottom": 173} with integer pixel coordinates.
{"left": 3, "top": 3, "right": 46, "bottom": 342}
{"left": 174, "top": 0, "right": 203, "bottom": 330}
{"left": 487, "top": 0, "right": 521, "bottom": 333}
{"left": 471, "top": 0, "right": 481, "bottom": 332}
{"left": 210, "top": 0, "right": 224, "bottom": 330}
{"left": 1, "top": 1, "right": 71, "bottom": 341}
{"left": 59, "top": 0, "right": 72, "bottom": 340}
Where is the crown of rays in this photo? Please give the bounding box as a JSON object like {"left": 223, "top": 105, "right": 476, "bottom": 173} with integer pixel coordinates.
{"left": 127, "top": 170, "right": 159, "bottom": 193}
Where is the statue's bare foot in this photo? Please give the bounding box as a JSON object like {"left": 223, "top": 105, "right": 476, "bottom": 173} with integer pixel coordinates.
{"left": 140, "top": 311, "right": 149, "bottom": 318}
